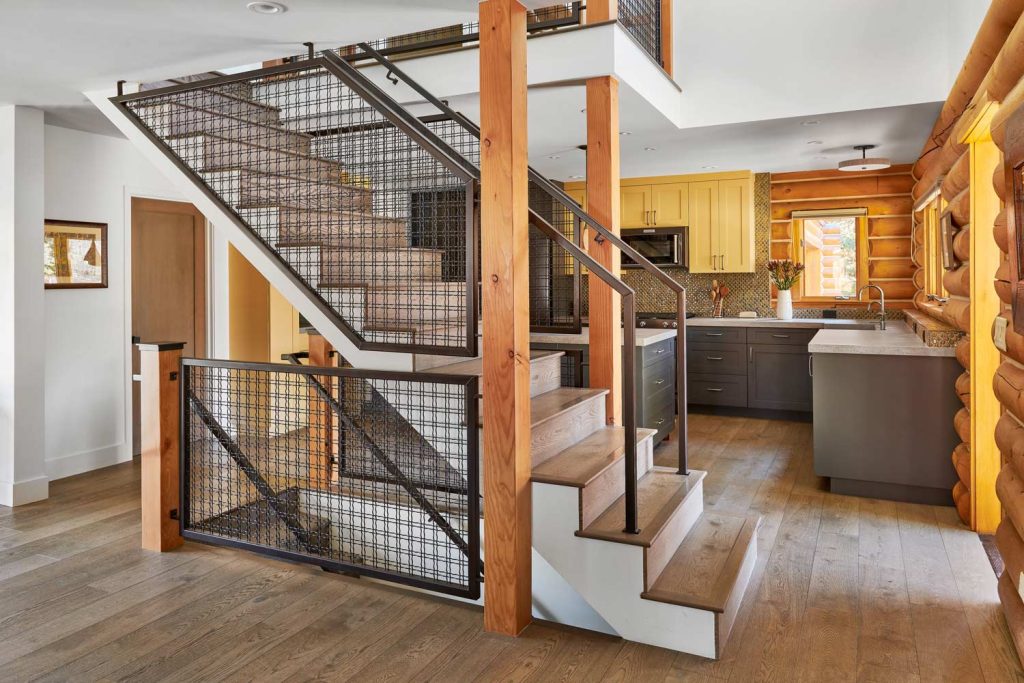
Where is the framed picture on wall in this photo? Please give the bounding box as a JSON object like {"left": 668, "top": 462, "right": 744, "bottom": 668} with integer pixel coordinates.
{"left": 44, "top": 220, "right": 108, "bottom": 289}
{"left": 939, "top": 210, "right": 958, "bottom": 271}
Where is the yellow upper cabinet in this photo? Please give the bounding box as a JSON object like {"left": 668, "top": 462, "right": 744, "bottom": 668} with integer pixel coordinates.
{"left": 651, "top": 182, "right": 688, "bottom": 227}
{"left": 621, "top": 185, "right": 652, "bottom": 227}
{"left": 688, "top": 181, "right": 718, "bottom": 273}
{"left": 716, "top": 178, "right": 754, "bottom": 272}
{"left": 565, "top": 187, "right": 586, "bottom": 211}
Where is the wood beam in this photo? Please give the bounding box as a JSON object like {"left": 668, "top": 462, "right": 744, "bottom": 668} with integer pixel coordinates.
{"left": 139, "top": 342, "right": 185, "bottom": 552}
{"left": 479, "top": 0, "right": 533, "bottom": 637}
{"left": 660, "top": 0, "right": 673, "bottom": 76}
{"left": 586, "top": 76, "right": 623, "bottom": 426}
{"left": 586, "top": 0, "right": 616, "bottom": 23}
{"left": 966, "top": 115, "right": 1003, "bottom": 533}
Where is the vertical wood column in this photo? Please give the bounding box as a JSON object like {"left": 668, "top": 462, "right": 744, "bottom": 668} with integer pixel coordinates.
{"left": 660, "top": 0, "right": 673, "bottom": 76}
{"left": 139, "top": 342, "right": 185, "bottom": 552}
{"left": 586, "top": 76, "right": 623, "bottom": 425}
{"left": 480, "top": 0, "right": 533, "bottom": 636}
{"left": 586, "top": 0, "right": 616, "bottom": 22}
{"left": 308, "top": 334, "right": 335, "bottom": 489}
{"left": 969, "top": 134, "right": 1003, "bottom": 533}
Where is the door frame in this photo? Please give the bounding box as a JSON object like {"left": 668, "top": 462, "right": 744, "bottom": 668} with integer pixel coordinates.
{"left": 124, "top": 188, "right": 211, "bottom": 459}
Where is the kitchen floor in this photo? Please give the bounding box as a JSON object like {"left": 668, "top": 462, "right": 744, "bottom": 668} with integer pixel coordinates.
{"left": 0, "top": 414, "right": 1019, "bottom": 681}
{"left": 655, "top": 412, "right": 1022, "bottom": 681}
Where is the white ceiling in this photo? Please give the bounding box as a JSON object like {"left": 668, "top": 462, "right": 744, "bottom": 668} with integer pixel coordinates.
{"left": 0, "top": 0, "right": 990, "bottom": 175}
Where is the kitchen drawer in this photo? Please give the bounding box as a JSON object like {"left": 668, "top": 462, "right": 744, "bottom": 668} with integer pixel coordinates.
{"left": 687, "top": 342, "right": 747, "bottom": 376}
{"left": 688, "top": 373, "right": 747, "bottom": 407}
{"left": 747, "top": 327, "right": 818, "bottom": 346}
{"left": 686, "top": 326, "right": 746, "bottom": 344}
{"left": 641, "top": 338, "right": 675, "bottom": 367}
{"left": 643, "top": 353, "right": 675, "bottom": 393}
{"left": 644, "top": 384, "right": 676, "bottom": 438}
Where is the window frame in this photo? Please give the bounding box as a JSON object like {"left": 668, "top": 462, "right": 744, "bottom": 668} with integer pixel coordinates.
{"left": 790, "top": 208, "right": 868, "bottom": 304}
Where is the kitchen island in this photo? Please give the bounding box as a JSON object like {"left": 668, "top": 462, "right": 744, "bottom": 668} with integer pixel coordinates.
{"left": 809, "top": 325, "right": 959, "bottom": 505}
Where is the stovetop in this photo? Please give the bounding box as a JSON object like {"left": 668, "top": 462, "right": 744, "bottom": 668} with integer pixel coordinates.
{"left": 636, "top": 312, "right": 696, "bottom": 329}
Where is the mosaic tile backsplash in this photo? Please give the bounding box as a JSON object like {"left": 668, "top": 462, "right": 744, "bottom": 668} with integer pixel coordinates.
{"left": 588, "top": 173, "right": 904, "bottom": 322}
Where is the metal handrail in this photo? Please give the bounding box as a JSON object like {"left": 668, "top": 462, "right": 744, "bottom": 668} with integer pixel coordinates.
{"left": 350, "top": 41, "right": 688, "bottom": 478}
{"left": 528, "top": 209, "right": 639, "bottom": 533}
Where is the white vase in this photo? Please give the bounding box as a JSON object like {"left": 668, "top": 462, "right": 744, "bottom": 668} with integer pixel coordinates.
{"left": 776, "top": 289, "right": 793, "bottom": 320}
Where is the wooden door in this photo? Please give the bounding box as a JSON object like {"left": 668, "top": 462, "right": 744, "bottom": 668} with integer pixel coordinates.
{"left": 688, "top": 181, "right": 718, "bottom": 272}
{"left": 718, "top": 178, "right": 753, "bottom": 272}
{"left": 651, "top": 182, "right": 688, "bottom": 226}
{"left": 620, "top": 185, "right": 652, "bottom": 228}
{"left": 131, "top": 198, "right": 206, "bottom": 455}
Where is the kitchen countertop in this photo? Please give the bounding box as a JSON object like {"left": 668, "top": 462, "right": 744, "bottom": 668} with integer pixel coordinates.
{"left": 809, "top": 326, "right": 957, "bottom": 357}
{"left": 531, "top": 327, "right": 676, "bottom": 347}
{"left": 687, "top": 317, "right": 876, "bottom": 329}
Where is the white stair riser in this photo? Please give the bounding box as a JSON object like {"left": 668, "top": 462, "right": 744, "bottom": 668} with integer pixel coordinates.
{"left": 533, "top": 480, "right": 716, "bottom": 658}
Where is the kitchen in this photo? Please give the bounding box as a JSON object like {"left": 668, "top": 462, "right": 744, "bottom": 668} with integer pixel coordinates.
{"left": 532, "top": 166, "right": 964, "bottom": 511}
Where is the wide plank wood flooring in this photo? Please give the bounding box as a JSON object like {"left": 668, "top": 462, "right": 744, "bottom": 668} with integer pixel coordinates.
{"left": 1, "top": 413, "right": 1021, "bottom": 681}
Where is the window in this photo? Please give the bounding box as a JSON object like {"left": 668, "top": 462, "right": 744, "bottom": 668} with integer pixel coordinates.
{"left": 793, "top": 209, "right": 867, "bottom": 302}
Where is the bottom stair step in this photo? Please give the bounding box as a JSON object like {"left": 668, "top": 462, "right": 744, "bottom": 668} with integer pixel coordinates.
{"left": 642, "top": 512, "right": 761, "bottom": 657}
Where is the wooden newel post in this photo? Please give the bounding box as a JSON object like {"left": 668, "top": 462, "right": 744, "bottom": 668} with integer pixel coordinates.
{"left": 138, "top": 341, "right": 185, "bottom": 552}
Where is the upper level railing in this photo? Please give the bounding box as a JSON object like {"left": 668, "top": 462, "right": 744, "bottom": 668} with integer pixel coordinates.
{"left": 617, "top": 0, "right": 663, "bottom": 68}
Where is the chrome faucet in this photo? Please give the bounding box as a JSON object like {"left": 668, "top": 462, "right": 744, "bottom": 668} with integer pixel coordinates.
{"left": 858, "top": 284, "right": 886, "bottom": 330}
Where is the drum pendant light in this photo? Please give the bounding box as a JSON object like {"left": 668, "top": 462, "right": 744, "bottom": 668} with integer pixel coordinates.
{"left": 838, "top": 144, "right": 891, "bottom": 172}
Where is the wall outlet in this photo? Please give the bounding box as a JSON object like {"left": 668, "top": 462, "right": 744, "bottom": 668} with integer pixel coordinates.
{"left": 995, "top": 316, "right": 1009, "bottom": 353}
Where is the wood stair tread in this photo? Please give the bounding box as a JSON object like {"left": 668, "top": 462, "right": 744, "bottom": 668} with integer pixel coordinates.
{"left": 531, "top": 426, "right": 658, "bottom": 487}
{"left": 210, "top": 172, "right": 370, "bottom": 194}
{"left": 424, "top": 350, "right": 563, "bottom": 377}
{"left": 478, "top": 387, "right": 607, "bottom": 429}
{"left": 642, "top": 512, "right": 761, "bottom": 612}
{"left": 173, "top": 130, "right": 340, "bottom": 165}
{"left": 576, "top": 467, "right": 706, "bottom": 548}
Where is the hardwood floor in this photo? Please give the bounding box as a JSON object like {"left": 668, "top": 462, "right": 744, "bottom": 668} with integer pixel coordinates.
{"left": 1, "top": 413, "right": 1021, "bottom": 681}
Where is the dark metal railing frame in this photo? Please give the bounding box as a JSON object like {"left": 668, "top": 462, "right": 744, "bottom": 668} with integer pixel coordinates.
{"left": 346, "top": 42, "right": 689, "bottom": 531}
{"left": 110, "top": 57, "right": 480, "bottom": 359}
{"left": 179, "top": 356, "right": 481, "bottom": 599}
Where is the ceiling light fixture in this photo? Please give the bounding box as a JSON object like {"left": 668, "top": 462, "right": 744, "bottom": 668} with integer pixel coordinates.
{"left": 620, "top": 131, "right": 632, "bottom": 136}
{"left": 569, "top": 174, "right": 584, "bottom": 179}
{"left": 644, "top": 147, "right": 656, "bottom": 151}
{"left": 547, "top": 155, "right": 561, "bottom": 160}
{"left": 838, "top": 144, "right": 891, "bottom": 172}
{"left": 802, "top": 120, "right": 820, "bottom": 126}
{"left": 702, "top": 165, "right": 717, "bottom": 170}
{"left": 247, "top": 1, "right": 287, "bottom": 14}
{"left": 806, "top": 140, "right": 823, "bottom": 145}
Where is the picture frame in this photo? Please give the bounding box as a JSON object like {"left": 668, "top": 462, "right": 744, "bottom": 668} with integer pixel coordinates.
{"left": 939, "top": 210, "right": 958, "bottom": 271}
{"left": 44, "top": 220, "right": 108, "bottom": 289}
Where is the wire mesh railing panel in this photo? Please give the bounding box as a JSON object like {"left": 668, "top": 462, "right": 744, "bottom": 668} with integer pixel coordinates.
{"left": 115, "top": 60, "right": 477, "bottom": 356}
{"left": 181, "top": 359, "right": 480, "bottom": 598}
{"left": 529, "top": 182, "right": 581, "bottom": 331}
{"left": 618, "top": 0, "right": 662, "bottom": 66}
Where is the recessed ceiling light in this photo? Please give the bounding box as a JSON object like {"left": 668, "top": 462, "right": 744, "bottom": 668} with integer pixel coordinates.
{"left": 569, "top": 175, "right": 584, "bottom": 179}
{"left": 702, "top": 165, "right": 717, "bottom": 170}
{"left": 580, "top": 108, "right": 586, "bottom": 113}
{"left": 247, "top": 1, "right": 287, "bottom": 14}
{"left": 644, "top": 147, "right": 656, "bottom": 151}
{"left": 620, "top": 131, "right": 632, "bottom": 136}
{"left": 547, "top": 155, "right": 560, "bottom": 160}
{"left": 806, "top": 140, "right": 823, "bottom": 145}
{"left": 802, "top": 120, "right": 820, "bottom": 126}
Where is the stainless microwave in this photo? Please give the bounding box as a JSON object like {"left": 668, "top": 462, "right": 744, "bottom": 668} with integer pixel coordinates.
{"left": 621, "top": 226, "right": 688, "bottom": 269}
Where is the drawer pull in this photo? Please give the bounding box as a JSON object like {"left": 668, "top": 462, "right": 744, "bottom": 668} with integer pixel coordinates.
{"left": 706, "top": 356, "right": 724, "bottom": 361}
{"left": 771, "top": 334, "right": 790, "bottom": 339}
{"left": 705, "top": 332, "right": 724, "bottom": 337}
{"left": 705, "top": 387, "right": 724, "bottom": 393}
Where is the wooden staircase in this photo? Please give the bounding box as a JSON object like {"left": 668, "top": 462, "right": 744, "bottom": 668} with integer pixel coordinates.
{"left": 429, "top": 350, "right": 760, "bottom": 659}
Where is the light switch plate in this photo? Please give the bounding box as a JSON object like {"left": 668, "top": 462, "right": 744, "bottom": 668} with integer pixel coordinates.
{"left": 995, "top": 315, "right": 1009, "bottom": 353}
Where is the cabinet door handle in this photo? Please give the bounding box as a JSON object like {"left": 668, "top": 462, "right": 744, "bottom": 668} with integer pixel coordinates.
{"left": 705, "top": 332, "right": 724, "bottom": 337}
{"left": 706, "top": 387, "right": 724, "bottom": 393}
{"left": 706, "top": 356, "right": 724, "bottom": 361}
{"left": 771, "top": 334, "right": 790, "bottom": 339}
{"left": 809, "top": 355, "right": 813, "bottom": 377}
{"left": 749, "top": 347, "right": 753, "bottom": 363}
{"left": 653, "top": 210, "right": 657, "bottom": 225}
{"left": 721, "top": 254, "right": 726, "bottom": 270}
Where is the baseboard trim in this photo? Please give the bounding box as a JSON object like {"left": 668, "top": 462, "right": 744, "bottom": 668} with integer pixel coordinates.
{"left": 0, "top": 475, "right": 50, "bottom": 507}
{"left": 46, "top": 443, "right": 131, "bottom": 481}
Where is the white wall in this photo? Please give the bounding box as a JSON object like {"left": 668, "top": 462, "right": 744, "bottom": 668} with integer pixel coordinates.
{"left": 42, "top": 124, "right": 181, "bottom": 480}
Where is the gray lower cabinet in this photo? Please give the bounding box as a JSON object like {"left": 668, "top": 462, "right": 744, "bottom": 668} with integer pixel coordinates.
{"left": 687, "top": 326, "right": 813, "bottom": 412}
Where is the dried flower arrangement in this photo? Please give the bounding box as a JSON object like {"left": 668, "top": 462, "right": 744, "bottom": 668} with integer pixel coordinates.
{"left": 767, "top": 259, "right": 805, "bottom": 291}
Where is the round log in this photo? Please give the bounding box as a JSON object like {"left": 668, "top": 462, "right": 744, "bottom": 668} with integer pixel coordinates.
{"left": 877, "top": 281, "right": 918, "bottom": 301}
{"left": 1001, "top": 312, "right": 1024, "bottom": 365}
{"left": 996, "top": 207, "right": 1009, "bottom": 253}
{"left": 943, "top": 297, "right": 971, "bottom": 332}
{"left": 953, "top": 442, "right": 972, "bottom": 486}
{"left": 997, "top": 518, "right": 1024, "bottom": 588}
{"left": 912, "top": 244, "right": 925, "bottom": 268}
{"left": 995, "top": 158, "right": 1008, "bottom": 199}
{"left": 914, "top": 290, "right": 931, "bottom": 310}
{"left": 943, "top": 264, "right": 971, "bottom": 297}
{"left": 953, "top": 226, "right": 971, "bottom": 263}
{"left": 998, "top": 260, "right": 1014, "bottom": 305}
{"left": 957, "top": 335, "right": 971, "bottom": 369}
{"left": 953, "top": 480, "right": 971, "bottom": 524}
{"left": 949, "top": 188, "right": 971, "bottom": 227}
{"left": 994, "top": 360, "right": 1024, "bottom": 422}
{"left": 913, "top": 268, "right": 926, "bottom": 290}
{"left": 956, "top": 371, "right": 972, "bottom": 408}
{"left": 955, "top": 406, "right": 972, "bottom": 443}
{"left": 942, "top": 152, "right": 971, "bottom": 201}
{"left": 998, "top": 464, "right": 1024, "bottom": 539}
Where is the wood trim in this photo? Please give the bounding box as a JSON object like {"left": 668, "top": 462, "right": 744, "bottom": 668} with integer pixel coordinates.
{"left": 969, "top": 136, "right": 1004, "bottom": 533}
{"left": 140, "top": 344, "right": 184, "bottom": 552}
{"left": 564, "top": 169, "right": 751, "bottom": 191}
{"left": 586, "top": 75, "right": 623, "bottom": 426}
{"left": 767, "top": 165, "right": 914, "bottom": 183}
{"left": 308, "top": 335, "right": 334, "bottom": 490}
{"left": 479, "top": 0, "right": 533, "bottom": 637}
{"left": 585, "top": 0, "right": 616, "bottom": 23}
{"left": 659, "top": 0, "right": 672, "bottom": 77}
